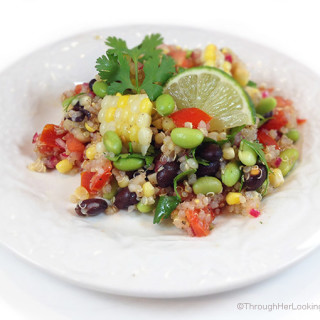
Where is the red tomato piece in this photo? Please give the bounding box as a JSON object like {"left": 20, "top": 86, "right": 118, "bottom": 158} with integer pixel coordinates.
{"left": 38, "top": 124, "right": 66, "bottom": 153}
{"left": 257, "top": 130, "right": 280, "bottom": 150}
{"left": 274, "top": 96, "right": 292, "bottom": 108}
{"left": 169, "top": 108, "right": 212, "bottom": 128}
{"left": 186, "top": 208, "right": 213, "bottom": 237}
{"left": 261, "top": 110, "right": 288, "bottom": 131}
{"left": 297, "top": 118, "right": 307, "bottom": 125}
{"left": 81, "top": 171, "right": 96, "bottom": 192}
{"left": 90, "top": 170, "right": 112, "bottom": 192}
{"left": 74, "top": 84, "right": 83, "bottom": 94}
{"left": 65, "top": 133, "right": 85, "bottom": 154}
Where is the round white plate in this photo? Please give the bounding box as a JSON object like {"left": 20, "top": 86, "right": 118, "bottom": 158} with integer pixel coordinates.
{"left": 0, "top": 25, "right": 319, "bottom": 298}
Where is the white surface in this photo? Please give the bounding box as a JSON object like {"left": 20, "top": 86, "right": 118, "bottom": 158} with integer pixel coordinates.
{"left": 1, "top": 0, "right": 320, "bottom": 319}
{"left": 1, "top": 24, "right": 320, "bottom": 299}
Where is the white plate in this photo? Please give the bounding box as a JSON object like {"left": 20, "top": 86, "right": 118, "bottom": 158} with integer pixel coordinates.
{"left": 1, "top": 25, "right": 320, "bottom": 298}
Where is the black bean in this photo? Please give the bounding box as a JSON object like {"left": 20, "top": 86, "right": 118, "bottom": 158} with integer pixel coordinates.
{"left": 72, "top": 101, "right": 81, "bottom": 111}
{"left": 82, "top": 109, "right": 91, "bottom": 119}
{"left": 243, "top": 164, "right": 267, "bottom": 191}
{"left": 75, "top": 198, "right": 108, "bottom": 217}
{"left": 264, "top": 111, "right": 273, "bottom": 118}
{"left": 114, "top": 187, "right": 138, "bottom": 210}
{"left": 156, "top": 161, "right": 180, "bottom": 188}
{"left": 196, "top": 143, "right": 222, "bottom": 162}
{"left": 196, "top": 161, "right": 220, "bottom": 177}
{"left": 69, "top": 110, "right": 85, "bottom": 122}
{"left": 89, "top": 79, "right": 96, "bottom": 91}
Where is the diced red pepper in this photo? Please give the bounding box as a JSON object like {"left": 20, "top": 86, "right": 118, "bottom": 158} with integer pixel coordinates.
{"left": 257, "top": 130, "right": 280, "bottom": 150}
{"left": 38, "top": 124, "right": 66, "bottom": 153}
{"left": 65, "top": 133, "right": 85, "bottom": 154}
{"left": 74, "top": 84, "right": 83, "bottom": 94}
{"left": 261, "top": 110, "right": 288, "bottom": 131}
{"left": 81, "top": 161, "right": 112, "bottom": 194}
{"left": 274, "top": 96, "right": 292, "bottom": 108}
{"left": 297, "top": 118, "right": 307, "bottom": 125}
{"left": 81, "top": 171, "right": 96, "bottom": 193}
{"left": 186, "top": 208, "right": 214, "bottom": 237}
{"left": 169, "top": 108, "right": 212, "bottom": 128}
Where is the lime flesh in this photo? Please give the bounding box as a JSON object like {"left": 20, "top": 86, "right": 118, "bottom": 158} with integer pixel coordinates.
{"left": 163, "top": 67, "right": 255, "bottom": 130}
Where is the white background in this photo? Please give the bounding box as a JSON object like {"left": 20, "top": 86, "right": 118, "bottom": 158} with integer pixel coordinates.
{"left": 1, "top": 0, "right": 320, "bottom": 319}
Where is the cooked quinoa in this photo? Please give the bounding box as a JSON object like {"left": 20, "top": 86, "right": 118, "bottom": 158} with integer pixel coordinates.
{"left": 29, "top": 33, "right": 306, "bottom": 237}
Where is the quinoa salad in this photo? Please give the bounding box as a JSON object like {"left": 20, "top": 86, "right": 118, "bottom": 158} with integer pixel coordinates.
{"left": 29, "top": 34, "right": 306, "bottom": 237}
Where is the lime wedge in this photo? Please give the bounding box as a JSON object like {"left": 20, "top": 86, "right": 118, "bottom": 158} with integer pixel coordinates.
{"left": 163, "top": 67, "right": 255, "bottom": 130}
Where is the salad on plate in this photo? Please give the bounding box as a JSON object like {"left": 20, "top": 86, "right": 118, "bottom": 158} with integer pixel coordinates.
{"left": 29, "top": 33, "right": 305, "bottom": 237}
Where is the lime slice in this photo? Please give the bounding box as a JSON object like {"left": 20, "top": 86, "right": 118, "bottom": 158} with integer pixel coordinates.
{"left": 163, "top": 67, "right": 255, "bottom": 130}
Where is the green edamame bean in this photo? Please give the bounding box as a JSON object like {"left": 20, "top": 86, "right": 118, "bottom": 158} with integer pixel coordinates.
{"left": 103, "top": 178, "right": 118, "bottom": 200}
{"left": 192, "top": 176, "right": 223, "bottom": 195}
{"left": 238, "top": 142, "right": 257, "bottom": 166}
{"left": 222, "top": 162, "right": 241, "bottom": 187}
{"left": 137, "top": 202, "right": 155, "bottom": 213}
{"left": 171, "top": 128, "right": 204, "bottom": 149}
{"left": 155, "top": 94, "right": 175, "bottom": 116}
{"left": 113, "top": 158, "right": 145, "bottom": 171}
{"left": 256, "top": 97, "right": 277, "bottom": 115}
{"left": 278, "top": 148, "right": 299, "bottom": 176}
{"left": 103, "top": 131, "right": 122, "bottom": 155}
{"left": 92, "top": 81, "right": 108, "bottom": 98}
{"left": 286, "top": 129, "right": 300, "bottom": 142}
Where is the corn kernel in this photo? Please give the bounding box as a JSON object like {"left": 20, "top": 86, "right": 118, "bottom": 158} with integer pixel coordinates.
{"left": 162, "top": 117, "right": 175, "bottom": 131}
{"left": 74, "top": 186, "right": 89, "bottom": 201}
{"left": 139, "top": 98, "right": 153, "bottom": 114}
{"left": 116, "top": 93, "right": 122, "bottom": 97}
{"left": 204, "top": 59, "right": 215, "bottom": 67}
{"left": 118, "top": 176, "right": 129, "bottom": 188}
{"left": 117, "top": 95, "right": 129, "bottom": 108}
{"left": 138, "top": 127, "right": 152, "bottom": 146}
{"left": 56, "top": 159, "right": 73, "bottom": 174}
{"left": 129, "top": 125, "right": 139, "bottom": 142}
{"left": 105, "top": 107, "right": 116, "bottom": 122}
{"left": 85, "top": 122, "right": 95, "bottom": 133}
{"left": 204, "top": 44, "right": 217, "bottom": 63}
{"left": 85, "top": 145, "right": 96, "bottom": 160}
{"left": 223, "top": 147, "right": 235, "bottom": 160}
{"left": 223, "top": 61, "right": 232, "bottom": 73}
{"left": 269, "top": 168, "right": 284, "bottom": 188}
{"left": 143, "top": 182, "right": 155, "bottom": 197}
{"left": 137, "top": 113, "right": 152, "bottom": 127}
{"left": 226, "top": 192, "right": 242, "bottom": 205}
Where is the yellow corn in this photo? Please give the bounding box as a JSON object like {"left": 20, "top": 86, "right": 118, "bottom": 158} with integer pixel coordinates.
{"left": 85, "top": 122, "right": 96, "bottom": 133}
{"left": 142, "top": 182, "right": 155, "bottom": 197}
{"left": 223, "top": 61, "right": 232, "bottom": 73}
{"left": 56, "top": 159, "right": 73, "bottom": 174}
{"left": 98, "top": 94, "right": 153, "bottom": 155}
{"left": 85, "top": 145, "right": 96, "bottom": 160}
{"left": 203, "top": 44, "right": 217, "bottom": 66}
{"left": 226, "top": 192, "right": 242, "bottom": 205}
{"left": 250, "top": 167, "right": 260, "bottom": 176}
{"left": 269, "top": 168, "right": 284, "bottom": 188}
{"left": 73, "top": 186, "right": 89, "bottom": 201}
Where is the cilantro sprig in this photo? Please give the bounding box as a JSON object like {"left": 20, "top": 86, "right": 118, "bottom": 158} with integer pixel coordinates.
{"left": 96, "top": 34, "right": 175, "bottom": 100}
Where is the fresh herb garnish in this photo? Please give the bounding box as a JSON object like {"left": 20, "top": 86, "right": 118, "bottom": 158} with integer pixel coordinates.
{"left": 153, "top": 169, "right": 196, "bottom": 224}
{"left": 96, "top": 34, "right": 175, "bottom": 100}
{"left": 247, "top": 80, "right": 257, "bottom": 88}
{"left": 241, "top": 139, "right": 271, "bottom": 195}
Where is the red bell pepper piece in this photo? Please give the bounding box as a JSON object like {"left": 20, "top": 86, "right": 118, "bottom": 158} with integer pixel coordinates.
{"left": 261, "top": 110, "right": 288, "bottom": 131}
{"left": 297, "top": 118, "right": 307, "bottom": 125}
{"left": 38, "top": 124, "right": 66, "bottom": 153}
{"left": 81, "top": 171, "right": 96, "bottom": 192}
{"left": 74, "top": 84, "right": 83, "bottom": 94}
{"left": 186, "top": 208, "right": 214, "bottom": 237}
{"left": 257, "top": 130, "right": 280, "bottom": 150}
{"left": 169, "top": 108, "right": 212, "bottom": 128}
{"left": 65, "top": 133, "right": 85, "bottom": 154}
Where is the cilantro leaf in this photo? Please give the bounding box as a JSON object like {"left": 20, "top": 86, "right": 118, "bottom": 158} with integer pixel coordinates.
{"left": 173, "top": 169, "right": 196, "bottom": 201}
{"left": 96, "top": 33, "right": 175, "bottom": 100}
{"left": 140, "top": 55, "right": 175, "bottom": 100}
